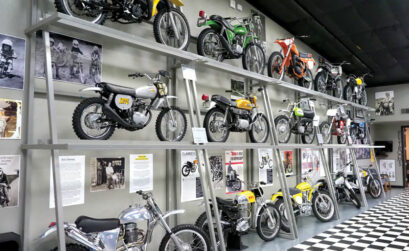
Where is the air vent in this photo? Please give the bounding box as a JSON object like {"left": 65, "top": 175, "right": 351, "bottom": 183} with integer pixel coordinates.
{"left": 401, "top": 108, "right": 409, "bottom": 114}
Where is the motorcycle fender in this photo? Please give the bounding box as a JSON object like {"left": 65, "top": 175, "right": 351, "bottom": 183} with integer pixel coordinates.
{"left": 271, "top": 192, "right": 283, "bottom": 202}
{"left": 39, "top": 225, "right": 57, "bottom": 239}
{"left": 169, "top": 0, "right": 184, "bottom": 7}
{"left": 166, "top": 96, "right": 178, "bottom": 99}
{"left": 162, "top": 209, "right": 185, "bottom": 220}
{"left": 80, "top": 87, "right": 103, "bottom": 92}
{"left": 344, "top": 180, "right": 353, "bottom": 190}
{"left": 199, "top": 20, "right": 220, "bottom": 29}
{"left": 316, "top": 67, "right": 324, "bottom": 73}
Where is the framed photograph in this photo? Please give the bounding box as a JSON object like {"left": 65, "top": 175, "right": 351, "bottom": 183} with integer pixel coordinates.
{"left": 0, "top": 33, "right": 25, "bottom": 90}
{"left": 375, "top": 91, "right": 394, "bottom": 116}
{"left": 90, "top": 157, "right": 125, "bottom": 192}
{"left": 0, "top": 98, "right": 22, "bottom": 139}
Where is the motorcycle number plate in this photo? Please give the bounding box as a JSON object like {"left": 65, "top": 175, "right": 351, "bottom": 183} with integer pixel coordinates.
{"left": 115, "top": 94, "right": 133, "bottom": 110}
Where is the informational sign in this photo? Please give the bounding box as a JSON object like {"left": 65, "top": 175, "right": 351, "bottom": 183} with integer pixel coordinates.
{"left": 258, "top": 148, "right": 273, "bottom": 186}
{"left": 181, "top": 151, "right": 202, "bottom": 202}
{"left": 333, "top": 149, "right": 352, "bottom": 173}
{"left": 380, "top": 159, "right": 396, "bottom": 182}
{"left": 192, "top": 128, "right": 208, "bottom": 144}
{"left": 50, "top": 156, "right": 85, "bottom": 208}
{"left": 301, "top": 149, "right": 325, "bottom": 181}
{"left": 0, "top": 155, "right": 20, "bottom": 208}
{"left": 225, "top": 150, "right": 244, "bottom": 194}
{"left": 181, "top": 65, "right": 196, "bottom": 81}
{"left": 129, "top": 154, "right": 153, "bottom": 193}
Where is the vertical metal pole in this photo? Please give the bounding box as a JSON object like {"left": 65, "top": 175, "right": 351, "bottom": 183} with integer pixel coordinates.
{"left": 43, "top": 31, "right": 66, "bottom": 251}
{"left": 261, "top": 85, "right": 298, "bottom": 239}
{"left": 350, "top": 148, "right": 368, "bottom": 208}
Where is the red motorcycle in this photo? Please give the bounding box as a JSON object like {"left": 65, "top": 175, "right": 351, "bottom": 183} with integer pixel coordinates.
{"left": 319, "top": 104, "right": 349, "bottom": 144}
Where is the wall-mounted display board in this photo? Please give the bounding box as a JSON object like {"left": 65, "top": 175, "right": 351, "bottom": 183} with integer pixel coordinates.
{"left": 380, "top": 159, "right": 396, "bottom": 182}
{"left": 129, "top": 154, "right": 153, "bottom": 193}
{"left": 0, "top": 98, "right": 21, "bottom": 139}
{"left": 225, "top": 150, "right": 244, "bottom": 194}
{"left": 258, "top": 148, "right": 274, "bottom": 186}
{"left": 181, "top": 151, "right": 203, "bottom": 202}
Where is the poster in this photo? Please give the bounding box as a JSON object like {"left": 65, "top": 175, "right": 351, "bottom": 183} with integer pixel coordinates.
{"left": 281, "top": 150, "right": 294, "bottom": 176}
{"left": 50, "top": 156, "right": 85, "bottom": 208}
{"left": 0, "top": 155, "right": 20, "bottom": 208}
{"left": 35, "top": 32, "right": 102, "bottom": 85}
{"left": 225, "top": 150, "right": 244, "bottom": 194}
{"left": 209, "top": 155, "right": 223, "bottom": 190}
{"left": 301, "top": 149, "right": 323, "bottom": 180}
{"left": 129, "top": 154, "right": 153, "bottom": 193}
{"left": 333, "top": 149, "right": 352, "bottom": 173}
{"left": 0, "top": 33, "right": 25, "bottom": 90}
{"left": 181, "top": 151, "right": 203, "bottom": 202}
{"left": 90, "top": 157, "right": 125, "bottom": 192}
{"left": 231, "top": 79, "right": 245, "bottom": 100}
{"left": 380, "top": 159, "right": 396, "bottom": 182}
{"left": 356, "top": 148, "right": 371, "bottom": 160}
{"left": 375, "top": 91, "right": 394, "bottom": 116}
{"left": 0, "top": 98, "right": 22, "bottom": 139}
{"left": 258, "top": 148, "right": 273, "bottom": 186}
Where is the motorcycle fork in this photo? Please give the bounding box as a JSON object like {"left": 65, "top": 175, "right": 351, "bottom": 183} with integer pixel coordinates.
{"left": 279, "top": 44, "right": 293, "bottom": 80}
{"left": 168, "top": 11, "right": 181, "bottom": 40}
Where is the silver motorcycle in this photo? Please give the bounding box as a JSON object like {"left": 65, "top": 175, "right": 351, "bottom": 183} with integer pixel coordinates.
{"left": 40, "top": 190, "right": 210, "bottom": 251}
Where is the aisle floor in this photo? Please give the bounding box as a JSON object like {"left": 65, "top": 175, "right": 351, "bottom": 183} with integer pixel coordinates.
{"left": 240, "top": 188, "right": 405, "bottom": 251}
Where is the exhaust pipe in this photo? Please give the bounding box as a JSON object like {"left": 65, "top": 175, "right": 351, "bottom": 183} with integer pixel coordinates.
{"left": 102, "top": 104, "right": 137, "bottom": 130}
{"left": 218, "top": 34, "right": 241, "bottom": 58}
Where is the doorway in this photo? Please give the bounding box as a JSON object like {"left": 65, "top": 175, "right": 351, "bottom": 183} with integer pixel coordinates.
{"left": 401, "top": 126, "right": 409, "bottom": 187}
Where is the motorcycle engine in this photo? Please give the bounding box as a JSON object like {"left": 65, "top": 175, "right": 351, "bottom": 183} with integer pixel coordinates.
{"left": 232, "top": 36, "right": 244, "bottom": 54}
{"left": 123, "top": 223, "right": 144, "bottom": 246}
{"left": 123, "top": 1, "right": 147, "bottom": 21}
{"left": 297, "top": 125, "right": 305, "bottom": 134}
{"left": 234, "top": 195, "right": 251, "bottom": 232}
{"left": 132, "top": 101, "right": 150, "bottom": 127}
{"left": 235, "top": 118, "right": 250, "bottom": 130}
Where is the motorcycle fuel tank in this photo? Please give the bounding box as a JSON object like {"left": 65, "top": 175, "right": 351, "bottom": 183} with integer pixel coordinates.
{"left": 296, "top": 182, "right": 312, "bottom": 192}
{"left": 234, "top": 25, "right": 247, "bottom": 35}
{"left": 135, "top": 85, "right": 157, "bottom": 99}
{"left": 119, "top": 205, "right": 152, "bottom": 224}
{"left": 236, "top": 190, "right": 256, "bottom": 204}
{"left": 236, "top": 99, "right": 253, "bottom": 111}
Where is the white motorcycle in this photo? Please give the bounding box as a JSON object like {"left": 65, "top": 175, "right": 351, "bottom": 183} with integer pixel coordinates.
{"left": 40, "top": 190, "right": 210, "bottom": 251}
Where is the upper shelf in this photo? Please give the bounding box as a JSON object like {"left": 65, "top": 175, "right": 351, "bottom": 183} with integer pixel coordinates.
{"left": 26, "top": 12, "right": 375, "bottom": 112}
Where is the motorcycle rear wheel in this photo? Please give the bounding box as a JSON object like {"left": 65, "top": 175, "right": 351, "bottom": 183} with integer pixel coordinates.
{"left": 197, "top": 28, "right": 225, "bottom": 61}
{"left": 359, "top": 89, "right": 368, "bottom": 106}
{"left": 267, "top": 51, "right": 285, "bottom": 79}
{"left": 242, "top": 43, "right": 265, "bottom": 74}
{"left": 301, "top": 122, "right": 316, "bottom": 144}
{"left": 314, "top": 71, "right": 327, "bottom": 94}
{"left": 160, "top": 224, "right": 210, "bottom": 251}
{"left": 274, "top": 115, "right": 291, "bottom": 143}
{"left": 51, "top": 244, "right": 88, "bottom": 251}
{"left": 319, "top": 121, "right": 332, "bottom": 144}
{"left": 256, "top": 204, "right": 281, "bottom": 241}
{"left": 55, "top": 0, "right": 107, "bottom": 24}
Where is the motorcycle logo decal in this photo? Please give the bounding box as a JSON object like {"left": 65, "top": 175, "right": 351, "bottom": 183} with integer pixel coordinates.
{"left": 119, "top": 98, "right": 129, "bottom": 105}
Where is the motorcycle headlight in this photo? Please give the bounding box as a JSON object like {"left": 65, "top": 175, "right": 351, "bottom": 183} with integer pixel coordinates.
{"left": 295, "top": 196, "right": 303, "bottom": 205}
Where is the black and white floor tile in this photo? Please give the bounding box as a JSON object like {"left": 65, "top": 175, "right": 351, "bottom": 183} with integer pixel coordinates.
{"left": 289, "top": 190, "right": 409, "bottom": 251}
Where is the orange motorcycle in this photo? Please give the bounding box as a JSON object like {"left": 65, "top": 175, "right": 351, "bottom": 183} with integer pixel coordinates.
{"left": 267, "top": 36, "right": 315, "bottom": 89}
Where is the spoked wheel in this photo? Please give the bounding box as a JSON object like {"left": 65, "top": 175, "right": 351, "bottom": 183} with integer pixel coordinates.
{"left": 312, "top": 191, "right": 335, "bottom": 222}
{"left": 249, "top": 114, "right": 269, "bottom": 143}
{"left": 301, "top": 122, "right": 316, "bottom": 144}
{"left": 197, "top": 28, "right": 225, "bottom": 61}
{"left": 368, "top": 178, "right": 382, "bottom": 199}
{"left": 242, "top": 43, "right": 265, "bottom": 74}
{"left": 299, "top": 69, "right": 313, "bottom": 89}
{"left": 154, "top": 8, "right": 191, "bottom": 51}
{"left": 337, "top": 132, "right": 347, "bottom": 144}
{"left": 204, "top": 107, "right": 230, "bottom": 142}
{"left": 343, "top": 85, "right": 354, "bottom": 102}
{"left": 256, "top": 204, "right": 281, "bottom": 241}
{"left": 72, "top": 98, "right": 115, "bottom": 140}
{"left": 195, "top": 212, "right": 228, "bottom": 250}
{"left": 274, "top": 115, "right": 291, "bottom": 143}
{"left": 156, "top": 106, "right": 187, "bottom": 142}
{"left": 359, "top": 89, "right": 368, "bottom": 106}
{"left": 334, "top": 78, "right": 344, "bottom": 98}
{"left": 181, "top": 165, "right": 190, "bottom": 177}
{"left": 275, "top": 198, "right": 290, "bottom": 232}
{"left": 346, "top": 188, "right": 361, "bottom": 208}
{"left": 267, "top": 52, "right": 284, "bottom": 79}
{"left": 55, "top": 0, "right": 107, "bottom": 24}
{"left": 314, "top": 71, "right": 327, "bottom": 94}
{"left": 159, "top": 224, "right": 210, "bottom": 251}
{"left": 319, "top": 121, "right": 332, "bottom": 144}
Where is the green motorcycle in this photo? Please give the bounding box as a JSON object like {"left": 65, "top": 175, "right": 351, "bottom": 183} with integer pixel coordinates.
{"left": 197, "top": 11, "right": 265, "bottom": 74}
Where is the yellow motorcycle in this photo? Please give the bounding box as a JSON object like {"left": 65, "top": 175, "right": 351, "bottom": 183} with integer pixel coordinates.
{"left": 271, "top": 170, "right": 335, "bottom": 232}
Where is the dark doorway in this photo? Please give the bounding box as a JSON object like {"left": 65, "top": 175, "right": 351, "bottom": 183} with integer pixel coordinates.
{"left": 401, "top": 126, "right": 409, "bottom": 187}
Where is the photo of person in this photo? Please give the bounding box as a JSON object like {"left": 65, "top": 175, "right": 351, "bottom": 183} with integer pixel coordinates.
{"left": 0, "top": 98, "right": 22, "bottom": 139}
{"left": 35, "top": 32, "right": 102, "bottom": 85}
{"left": 91, "top": 157, "right": 125, "bottom": 192}
{"left": 0, "top": 33, "right": 25, "bottom": 90}
{"left": 375, "top": 91, "right": 394, "bottom": 116}
{"left": 0, "top": 155, "right": 20, "bottom": 208}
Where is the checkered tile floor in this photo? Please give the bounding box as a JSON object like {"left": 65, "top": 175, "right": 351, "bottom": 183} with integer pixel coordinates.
{"left": 289, "top": 190, "right": 409, "bottom": 251}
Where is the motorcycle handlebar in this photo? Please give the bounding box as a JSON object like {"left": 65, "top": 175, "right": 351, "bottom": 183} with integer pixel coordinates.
{"left": 128, "top": 73, "right": 145, "bottom": 78}
{"left": 136, "top": 190, "right": 150, "bottom": 200}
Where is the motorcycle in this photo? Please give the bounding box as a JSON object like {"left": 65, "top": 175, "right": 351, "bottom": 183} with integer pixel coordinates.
{"left": 201, "top": 90, "right": 269, "bottom": 143}
{"left": 0, "top": 183, "right": 9, "bottom": 207}
{"left": 314, "top": 58, "right": 348, "bottom": 98}
{"left": 274, "top": 98, "right": 317, "bottom": 144}
{"left": 209, "top": 156, "right": 223, "bottom": 182}
{"left": 0, "top": 55, "right": 16, "bottom": 79}
{"left": 259, "top": 153, "right": 273, "bottom": 169}
{"left": 89, "top": 59, "right": 101, "bottom": 84}
{"left": 267, "top": 36, "right": 315, "bottom": 89}
{"left": 197, "top": 11, "right": 265, "bottom": 74}
{"left": 343, "top": 73, "right": 369, "bottom": 106}
{"left": 55, "top": 0, "right": 191, "bottom": 51}
{"left": 71, "top": 60, "right": 85, "bottom": 84}
{"left": 196, "top": 182, "right": 281, "bottom": 246}
{"left": 349, "top": 121, "right": 366, "bottom": 144}
{"left": 319, "top": 104, "right": 350, "bottom": 144}
{"left": 376, "top": 99, "right": 394, "bottom": 116}
{"left": 271, "top": 169, "right": 335, "bottom": 232}
{"left": 347, "top": 165, "right": 382, "bottom": 199}
{"left": 72, "top": 70, "right": 187, "bottom": 141}
{"left": 181, "top": 160, "right": 198, "bottom": 177}
{"left": 226, "top": 167, "right": 242, "bottom": 192}
{"left": 40, "top": 190, "right": 210, "bottom": 251}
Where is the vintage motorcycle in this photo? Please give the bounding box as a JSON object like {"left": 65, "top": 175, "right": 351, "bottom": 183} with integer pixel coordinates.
{"left": 196, "top": 182, "right": 281, "bottom": 246}
{"left": 226, "top": 169, "right": 242, "bottom": 192}
{"left": 343, "top": 74, "right": 369, "bottom": 106}
{"left": 197, "top": 11, "right": 265, "bottom": 74}
{"left": 259, "top": 153, "right": 273, "bottom": 169}
{"left": 202, "top": 90, "right": 269, "bottom": 143}
{"left": 268, "top": 36, "right": 315, "bottom": 89}
{"left": 72, "top": 70, "right": 187, "bottom": 141}
{"left": 272, "top": 169, "right": 335, "bottom": 232}
{"left": 348, "top": 165, "right": 382, "bottom": 199}
{"left": 319, "top": 104, "right": 349, "bottom": 144}
{"left": 40, "top": 190, "right": 210, "bottom": 251}
{"left": 274, "top": 98, "right": 317, "bottom": 144}
{"left": 0, "top": 183, "right": 9, "bottom": 208}
{"left": 349, "top": 121, "right": 366, "bottom": 144}
{"left": 314, "top": 58, "right": 348, "bottom": 98}
{"left": 55, "top": 0, "right": 191, "bottom": 50}
{"left": 181, "top": 160, "right": 198, "bottom": 177}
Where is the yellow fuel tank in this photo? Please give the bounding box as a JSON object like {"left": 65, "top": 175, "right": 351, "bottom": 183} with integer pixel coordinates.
{"left": 237, "top": 190, "right": 256, "bottom": 203}
{"left": 296, "top": 182, "right": 312, "bottom": 192}
{"left": 236, "top": 99, "right": 253, "bottom": 111}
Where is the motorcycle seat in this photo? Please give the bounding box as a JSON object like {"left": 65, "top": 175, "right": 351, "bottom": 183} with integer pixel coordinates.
{"left": 216, "top": 197, "right": 235, "bottom": 206}
{"left": 100, "top": 82, "right": 136, "bottom": 97}
{"left": 211, "top": 94, "right": 235, "bottom": 107}
{"left": 299, "top": 52, "right": 312, "bottom": 59}
{"left": 303, "top": 110, "right": 315, "bottom": 119}
{"left": 75, "top": 216, "right": 120, "bottom": 233}
{"left": 209, "top": 15, "right": 234, "bottom": 31}
{"left": 279, "top": 188, "right": 301, "bottom": 196}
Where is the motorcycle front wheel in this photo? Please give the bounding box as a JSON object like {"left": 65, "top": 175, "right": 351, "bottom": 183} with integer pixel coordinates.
{"left": 274, "top": 115, "right": 291, "bottom": 143}
{"left": 195, "top": 212, "right": 228, "bottom": 250}
{"left": 197, "top": 28, "right": 225, "bottom": 61}
{"left": 359, "top": 89, "right": 368, "bottom": 106}
{"left": 55, "top": 0, "right": 107, "bottom": 24}
{"left": 159, "top": 224, "right": 210, "bottom": 251}
{"left": 298, "top": 69, "right": 313, "bottom": 89}
{"left": 204, "top": 107, "right": 230, "bottom": 142}
{"left": 242, "top": 43, "right": 265, "bottom": 74}
{"left": 181, "top": 165, "right": 190, "bottom": 177}
{"left": 153, "top": 8, "right": 191, "bottom": 51}
{"left": 155, "top": 106, "right": 187, "bottom": 142}
{"left": 256, "top": 204, "right": 281, "bottom": 241}
{"left": 274, "top": 198, "right": 290, "bottom": 232}
{"left": 312, "top": 190, "right": 335, "bottom": 222}
{"left": 319, "top": 121, "right": 332, "bottom": 144}
{"left": 301, "top": 122, "right": 316, "bottom": 144}
{"left": 368, "top": 178, "right": 382, "bottom": 199}
{"left": 51, "top": 244, "right": 88, "bottom": 251}
{"left": 346, "top": 188, "right": 361, "bottom": 208}
{"left": 72, "top": 97, "right": 115, "bottom": 140}
{"left": 249, "top": 114, "right": 270, "bottom": 143}
{"left": 343, "top": 85, "right": 354, "bottom": 103}
{"left": 267, "top": 51, "right": 285, "bottom": 79}
{"left": 334, "top": 78, "right": 344, "bottom": 99}
{"left": 314, "top": 71, "right": 327, "bottom": 94}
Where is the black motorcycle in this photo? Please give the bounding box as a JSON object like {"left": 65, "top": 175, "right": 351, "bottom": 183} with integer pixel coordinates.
{"left": 314, "top": 58, "right": 348, "bottom": 98}
{"left": 226, "top": 170, "right": 242, "bottom": 192}
{"left": 343, "top": 74, "right": 369, "bottom": 106}
{"left": 347, "top": 165, "right": 382, "bottom": 199}
{"left": 55, "top": 0, "right": 191, "bottom": 51}
{"left": 181, "top": 160, "right": 198, "bottom": 177}
{"left": 349, "top": 121, "right": 366, "bottom": 144}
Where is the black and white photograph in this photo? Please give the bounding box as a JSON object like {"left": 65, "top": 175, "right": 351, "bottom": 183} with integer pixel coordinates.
{"left": 209, "top": 155, "right": 223, "bottom": 189}
{"left": 0, "top": 33, "right": 25, "bottom": 90}
{"left": 258, "top": 148, "right": 274, "bottom": 186}
{"left": 375, "top": 90, "right": 394, "bottom": 116}
{"left": 90, "top": 157, "right": 125, "bottom": 192}
{"left": 356, "top": 148, "right": 371, "bottom": 160}
{"left": 0, "top": 98, "right": 22, "bottom": 139}
{"left": 380, "top": 159, "right": 396, "bottom": 182}
{"left": 231, "top": 79, "right": 245, "bottom": 100}
{"left": 0, "top": 155, "right": 20, "bottom": 208}
{"left": 35, "top": 32, "right": 102, "bottom": 85}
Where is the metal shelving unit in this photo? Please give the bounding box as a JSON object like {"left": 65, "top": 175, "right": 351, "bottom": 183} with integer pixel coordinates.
{"left": 21, "top": 8, "right": 383, "bottom": 251}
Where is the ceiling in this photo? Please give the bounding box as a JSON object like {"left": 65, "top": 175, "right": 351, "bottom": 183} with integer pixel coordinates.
{"left": 248, "top": 0, "right": 409, "bottom": 87}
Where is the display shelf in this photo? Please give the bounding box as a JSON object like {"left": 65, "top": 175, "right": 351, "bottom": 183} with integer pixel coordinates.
{"left": 25, "top": 12, "right": 375, "bottom": 112}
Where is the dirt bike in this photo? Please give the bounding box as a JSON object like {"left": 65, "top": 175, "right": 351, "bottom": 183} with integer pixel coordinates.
{"left": 314, "top": 58, "right": 348, "bottom": 98}
{"left": 71, "top": 60, "right": 85, "bottom": 84}
{"left": 267, "top": 36, "right": 315, "bottom": 89}
{"left": 343, "top": 73, "right": 369, "bottom": 106}
{"left": 55, "top": 0, "right": 191, "bottom": 50}
{"left": 319, "top": 104, "right": 350, "bottom": 144}
{"left": 260, "top": 153, "right": 273, "bottom": 169}
{"left": 347, "top": 165, "right": 382, "bottom": 199}
{"left": 271, "top": 169, "right": 335, "bottom": 232}
{"left": 274, "top": 98, "right": 318, "bottom": 144}
{"left": 89, "top": 59, "right": 101, "bottom": 84}
{"left": 202, "top": 89, "right": 269, "bottom": 143}
{"left": 197, "top": 11, "right": 265, "bottom": 74}
{"left": 181, "top": 160, "right": 198, "bottom": 177}
{"left": 196, "top": 182, "right": 281, "bottom": 247}
{"left": 40, "top": 190, "right": 210, "bottom": 251}
{"left": 72, "top": 70, "right": 187, "bottom": 141}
